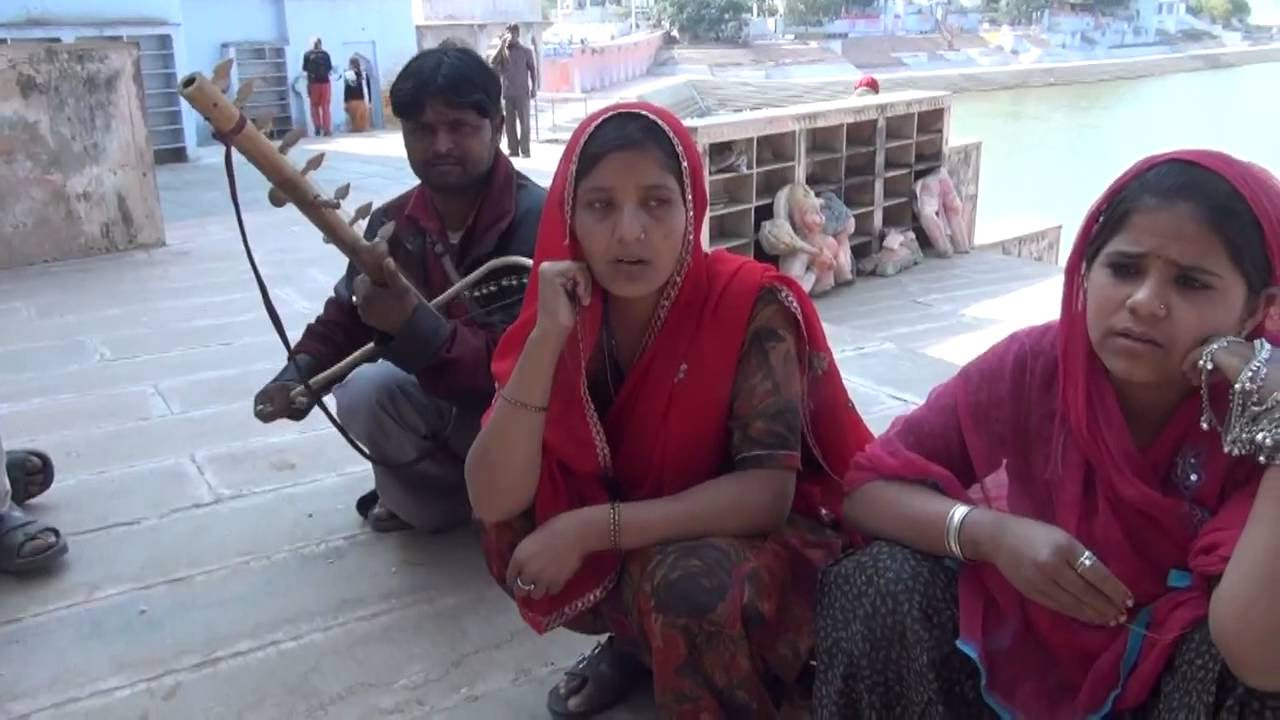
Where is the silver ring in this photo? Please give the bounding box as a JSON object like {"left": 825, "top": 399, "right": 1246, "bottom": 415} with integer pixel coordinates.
{"left": 514, "top": 577, "right": 535, "bottom": 592}
{"left": 1074, "top": 550, "right": 1097, "bottom": 574}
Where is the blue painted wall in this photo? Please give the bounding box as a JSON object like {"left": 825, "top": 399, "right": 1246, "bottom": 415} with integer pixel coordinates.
{"left": 1, "top": 1, "right": 182, "bottom": 24}
{"left": 181, "top": 0, "right": 288, "bottom": 145}
{"left": 279, "top": 0, "right": 418, "bottom": 137}
{"left": 3, "top": 0, "right": 419, "bottom": 154}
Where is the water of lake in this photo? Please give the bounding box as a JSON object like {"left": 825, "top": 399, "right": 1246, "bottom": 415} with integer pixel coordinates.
{"left": 949, "top": 61, "right": 1280, "bottom": 253}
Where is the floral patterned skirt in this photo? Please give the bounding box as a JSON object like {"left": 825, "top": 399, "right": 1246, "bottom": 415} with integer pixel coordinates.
{"left": 483, "top": 513, "right": 845, "bottom": 719}
{"left": 813, "top": 541, "right": 1280, "bottom": 719}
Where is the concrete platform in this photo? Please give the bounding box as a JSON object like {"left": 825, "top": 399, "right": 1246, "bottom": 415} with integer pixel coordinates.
{"left": 0, "top": 133, "right": 1061, "bottom": 719}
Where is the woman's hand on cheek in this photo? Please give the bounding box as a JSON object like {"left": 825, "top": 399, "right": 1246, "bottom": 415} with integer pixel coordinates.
{"left": 505, "top": 509, "right": 591, "bottom": 601}
{"left": 534, "top": 260, "right": 593, "bottom": 343}
{"left": 1182, "top": 337, "right": 1258, "bottom": 389}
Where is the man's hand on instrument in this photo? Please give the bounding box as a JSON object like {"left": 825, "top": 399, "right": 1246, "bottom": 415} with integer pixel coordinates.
{"left": 253, "top": 354, "right": 321, "bottom": 424}
{"left": 352, "top": 250, "right": 421, "bottom": 337}
{"left": 253, "top": 381, "right": 315, "bottom": 423}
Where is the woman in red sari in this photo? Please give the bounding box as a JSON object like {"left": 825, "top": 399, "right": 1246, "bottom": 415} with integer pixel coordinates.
{"left": 814, "top": 150, "right": 1280, "bottom": 718}
{"left": 465, "top": 102, "right": 873, "bottom": 718}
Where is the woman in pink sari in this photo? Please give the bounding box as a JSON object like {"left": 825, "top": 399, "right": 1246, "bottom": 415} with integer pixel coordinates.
{"left": 815, "top": 151, "right": 1280, "bottom": 718}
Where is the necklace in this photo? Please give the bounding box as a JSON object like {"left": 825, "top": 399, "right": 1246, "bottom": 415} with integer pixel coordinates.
{"left": 603, "top": 318, "right": 620, "bottom": 401}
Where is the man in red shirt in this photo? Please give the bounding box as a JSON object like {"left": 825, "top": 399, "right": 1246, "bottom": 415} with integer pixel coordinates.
{"left": 302, "top": 38, "right": 334, "bottom": 136}
{"left": 254, "top": 46, "right": 544, "bottom": 532}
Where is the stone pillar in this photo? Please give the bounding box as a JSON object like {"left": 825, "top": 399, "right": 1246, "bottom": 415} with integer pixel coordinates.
{"left": 944, "top": 139, "right": 981, "bottom": 253}
{"left": 0, "top": 42, "right": 164, "bottom": 269}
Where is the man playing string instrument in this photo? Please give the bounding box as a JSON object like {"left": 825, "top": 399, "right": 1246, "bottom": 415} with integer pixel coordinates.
{"left": 253, "top": 45, "right": 545, "bottom": 533}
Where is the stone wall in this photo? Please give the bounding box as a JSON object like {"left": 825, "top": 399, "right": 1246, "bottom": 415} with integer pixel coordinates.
{"left": 979, "top": 225, "right": 1063, "bottom": 264}
{"left": 0, "top": 42, "right": 163, "bottom": 269}
{"left": 877, "top": 44, "right": 1280, "bottom": 94}
{"left": 945, "top": 139, "right": 981, "bottom": 252}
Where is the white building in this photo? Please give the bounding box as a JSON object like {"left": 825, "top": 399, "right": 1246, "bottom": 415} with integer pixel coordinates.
{"left": 1130, "top": 0, "right": 1188, "bottom": 36}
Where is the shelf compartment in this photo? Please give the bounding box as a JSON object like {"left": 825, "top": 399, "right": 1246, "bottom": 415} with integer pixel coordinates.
{"left": 711, "top": 236, "right": 755, "bottom": 254}
{"left": 755, "top": 164, "right": 797, "bottom": 205}
{"left": 886, "top": 113, "right": 916, "bottom": 142}
{"left": 846, "top": 150, "right": 876, "bottom": 177}
{"left": 709, "top": 173, "right": 754, "bottom": 212}
{"left": 914, "top": 159, "right": 943, "bottom": 174}
{"left": 844, "top": 177, "right": 875, "bottom": 211}
{"left": 846, "top": 118, "right": 878, "bottom": 149}
{"left": 710, "top": 202, "right": 755, "bottom": 217}
{"left": 805, "top": 124, "right": 845, "bottom": 162}
{"left": 884, "top": 200, "right": 914, "bottom": 229}
{"left": 806, "top": 155, "right": 844, "bottom": 190}
{"left": 884, "top": 171, "right": 914, "bottom": 206}
{"left": 707, "top": 138, "right": 755, "bottom": 177}
{"left": 708, "top": 210, "right": 755, "bottom": 254}
{"left": 919, "top": 108, "right": 946, "bottom": 135}
{"left": 756, "top": 130, "right": 797, "bottom": 167}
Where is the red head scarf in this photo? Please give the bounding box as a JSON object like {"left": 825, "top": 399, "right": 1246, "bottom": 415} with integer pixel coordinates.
{"left": 847, "top": 150, "right": 1280, "bottom": 717}
{"left": 486, "top": 101, "right": 873, "bottom": 634}
{"left": 854, "top": 75, "right": 880, "bottom": 94}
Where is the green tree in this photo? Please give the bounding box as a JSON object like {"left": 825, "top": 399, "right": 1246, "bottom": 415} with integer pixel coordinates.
{"left": 786, "top": 0, "right": 847, "bottom": 26}
{"left": 1190, "top": 0, "right": 1250, "bottom": 23}
{"left": 1085, "top": 0, "right": 1130, "bottom": 11}
{"left": 982, "top": 0, "right": 1049, "bottom": 24}
{"left": 656, "top": 0, "right": 752, "bottom": 39}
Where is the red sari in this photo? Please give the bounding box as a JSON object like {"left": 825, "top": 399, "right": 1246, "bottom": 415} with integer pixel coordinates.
{"left": 479, "top": 102, "right": 873, "bottom": 714}
{"left": 844, "top": 150, "right": 1280, "bottom": 718}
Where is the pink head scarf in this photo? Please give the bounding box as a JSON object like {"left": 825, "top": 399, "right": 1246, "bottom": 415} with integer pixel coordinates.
{"left": 847, "top": 150, "right": 1280, "bottom": 717}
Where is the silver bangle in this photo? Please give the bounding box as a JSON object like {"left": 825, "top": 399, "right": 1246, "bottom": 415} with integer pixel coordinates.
{"left": 1203, "top": 337, "right": 1280, "bottom": 464}
{"left": 944, "top": 502, "right": 975, "bottom": 562}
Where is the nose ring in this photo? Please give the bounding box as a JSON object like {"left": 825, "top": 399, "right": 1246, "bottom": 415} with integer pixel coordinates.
{"left": 1159, "top": 304, "right": 1167, "bottom": 314}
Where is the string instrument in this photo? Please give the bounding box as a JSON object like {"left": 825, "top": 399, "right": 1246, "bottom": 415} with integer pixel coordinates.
{"left": 177, "top": 60, "right": 532, "bottom": 420}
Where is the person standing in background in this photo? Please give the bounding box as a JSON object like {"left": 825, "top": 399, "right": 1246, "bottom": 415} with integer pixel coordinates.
{"left": 490, "top": 24, "right": 537, "bottom": 158}
{"left": 303, "top": 38, "right": 334, "bottom": 136}
{"left": 343, "top": 56, "right": 372, "bottom": 133}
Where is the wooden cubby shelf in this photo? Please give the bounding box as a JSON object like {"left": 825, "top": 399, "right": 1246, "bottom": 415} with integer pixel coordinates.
{"left": 686, "top": 91, "right": 951, "bottom": 257}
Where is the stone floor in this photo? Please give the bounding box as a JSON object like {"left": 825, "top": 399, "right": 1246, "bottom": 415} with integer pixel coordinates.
{"left": 0, "top": 132, "right": 1062, "bottom": 719}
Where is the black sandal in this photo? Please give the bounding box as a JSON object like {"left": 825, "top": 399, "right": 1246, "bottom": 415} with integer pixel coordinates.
{"left": 547, "top": 636, "right": 647, "bottom": 718}
{"left": 0, "top": 504, "right": 68, "bottom": 573}
{"left": 355, "top": 489, "right": 412, "bottom": 533}
{"left": 6, "top": 449, "right": 55, "bottom": 505}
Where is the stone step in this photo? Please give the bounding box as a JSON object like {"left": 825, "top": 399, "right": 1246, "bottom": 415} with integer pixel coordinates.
{"left": 2, "top": 513, "right": 530, "bottom": 716}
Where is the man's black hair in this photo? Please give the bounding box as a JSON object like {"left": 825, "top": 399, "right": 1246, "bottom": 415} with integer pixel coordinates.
{"left": 389, "top": 45, "right": 502, "bottom": 122}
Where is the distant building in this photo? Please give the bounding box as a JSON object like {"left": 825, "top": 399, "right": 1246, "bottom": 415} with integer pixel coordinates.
{"left": 414, "top": 0, "right": 546, "bottom": 59}
{"left": 2, "top": 1, "right": 418, "bottom": 162}
{"left": 1130, "top": 0, "right": 1188, "bottom": 36}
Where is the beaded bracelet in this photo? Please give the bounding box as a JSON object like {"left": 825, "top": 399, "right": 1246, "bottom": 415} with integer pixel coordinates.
{"left": 608, "top": 500, "right": 621, "bottom": 553}
{"left": 496, "top": 387, "right": 548, "bottom": 414}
